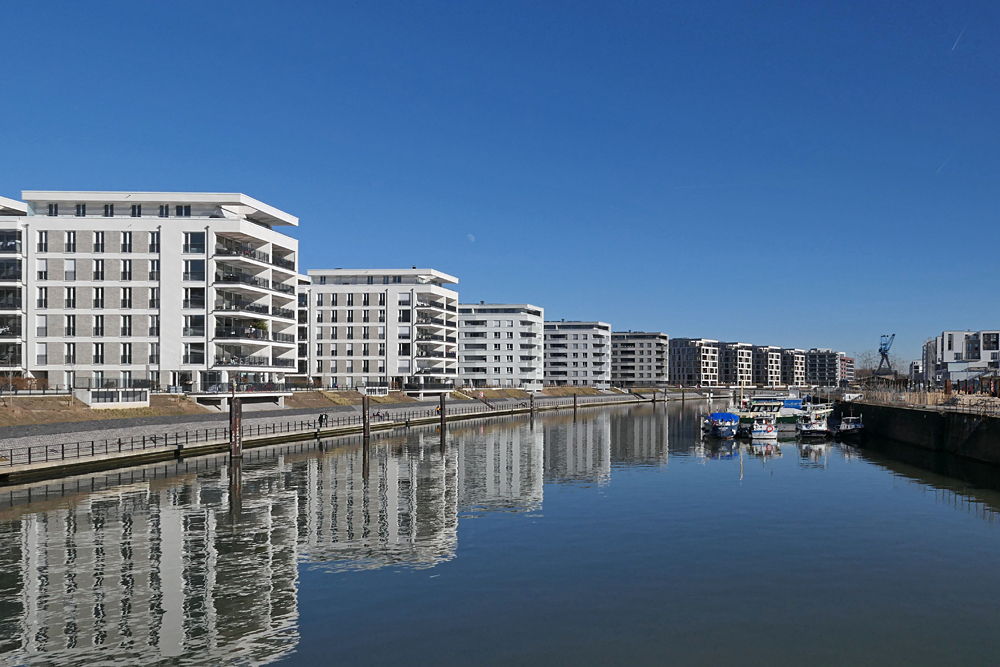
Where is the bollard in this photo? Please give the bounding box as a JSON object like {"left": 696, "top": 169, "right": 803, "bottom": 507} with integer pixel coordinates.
{"left": 440, "top": 392, "right": 447, "bottom": 431}
{"left": 363, "top": 394, "right": 371, "bottom": 438}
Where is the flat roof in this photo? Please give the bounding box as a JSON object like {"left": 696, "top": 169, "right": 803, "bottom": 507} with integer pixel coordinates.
{"left": 0, "top": 196, "right": 27, "bottom": 216}
{"left": 308, "top": 268, "right": 458, "bottom": 284}
{"left": 21, "top": 191, "right": 298, "bottom": 226}
{"left": 460, "top": 303, "right": 543, "bottom": 310}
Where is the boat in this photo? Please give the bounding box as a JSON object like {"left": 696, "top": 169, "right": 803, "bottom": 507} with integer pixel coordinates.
{"left": 836, "top": 414, "right": 864, "bottom": 439}
{"left": 740, "top": 413, "right": 778, "bottom": 439}
{"left": 736, "top": 399, "right": 783, "bottom": 434}
{"left": 796, "top": 406, "right": 832, "bottom": 438}
{"left": 703, "top": 412, "right": 740, "bottom": 439}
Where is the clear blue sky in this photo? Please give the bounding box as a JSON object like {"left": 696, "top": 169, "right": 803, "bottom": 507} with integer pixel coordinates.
{"left": 2, "top": 1, "right": 995, "bottom": 361}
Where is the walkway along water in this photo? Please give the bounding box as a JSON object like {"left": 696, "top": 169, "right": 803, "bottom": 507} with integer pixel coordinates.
{"left": 0, "top": 393, "right": 675, "bottom": 484}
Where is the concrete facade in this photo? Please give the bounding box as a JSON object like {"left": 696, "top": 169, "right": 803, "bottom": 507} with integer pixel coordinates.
{"left": 752, "top": 345, "right": 782, "bottom": 387}
{"left": 805, "top": 348, "right": 849, "bottom": 386}
{"left": 668, "top": 338, "right": 719, "bottom": 386}
{"left": 719, "top": 342, "right": 753, "bottom": 387}
{"left": 781, "top": 348, "right": 806, "bottom": 386}
{"left": 922, "top": 330, "right": 1000, "bottom": 386}
{"left": 543, "top": 321, "right": 612, "bottom": 387}
{"left": 457, "top": 303, "right": 544, "bottom": 390}
{"left": 611, "top": 331, "right": 669, "bottom": 387}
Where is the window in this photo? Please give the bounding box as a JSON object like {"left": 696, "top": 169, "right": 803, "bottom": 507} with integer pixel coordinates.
{"left": 362, "top": 343, "right": 370, "bottom": 356}
{"left": 362, "top": 360, "right": 370, "bottom": 373}
{"left": 149, "top": 231, "right": 160, "bottom": 253}
{"left": 47, "top": 204, "right": 57, "bottom": 216}
{"left": 149, "top": 342, "right": 160, "bottom": 364}
{"left": 36, "top": 343, "right": 47, "bottom": 365}
{"left": 183, "top": 314, "right": 204, "bottom": 336}
{"left": 183, "top": 342, "right": 204, "bottom": 363}
{"left": 120, "top": 287, "right": 132, "bottom": 309}
{"left": 149, "top": 315, "right": 160, "bottom": 336}
{"left": 76, "top": 204, "right": 86, "bottom": 217}
{"left": 121, "top": 231, "right": 132, "bottom": 253}
{"left": 36, "top": 287, "right": 47, "bottom": 309}
{"left": 121, "top": 260, "right": 132, "bottom": 281}
{"left": 346, "top": 294, "right": 354, "bottom": 307}
{"left": 176, "top": 205, "right": 191, "bottom": 217}
{"left": 65, "top": 231, "right": 76, "bottom": 253}
{"left": 130, "top": 204, "right": 141, "bottom": 217}
{"left": 316, "top": 293, "right": 323, "bottom": 307}
{"left": 149, "top": 287, "right": 159, "bottom": 308}
{"left": 363, "top": 326, "right": 370, "bottom": 339}
{"left": 346, "top": 326, "right": 354, "bottom": 339}
{"left": 363, "top": 293, "right": 370, "bottom": 306}
{"left": 35, "top": 315, "right": 46, "bottom": 337}
{"left": 346, "top": 343, "right": 354, "bottom": 356}
{"left": 149, "top": 260, "right": 160, "bottom": 280}
{"left": 93, "top": 343, "right": 105, "bottom": 365}
{"left": 331, "top": 310, "right": 337, "bottom": 322}
{"left": 379, "top": 309, "right": 386, "bottom": 323}
{"left": 398, "top": 309, "right": 411, "bottom": 323}
{"left": 507, "top": 332, "right": 514, "bottom": 339}
{"left": 331, "top": 293, "right": 338, "bottom": 306}
{"left": 316, "top": 343, "right": 323, "bottom": 356}
{"left": 93, "top": 259, "right": 104, "bottom": 280}
{"left": 183, "top": 260, "right": 205, "bottom": 281}
{"left": 507, "top": 367, "right": 513, "bottom": 374}
{"left": 120, "top": 343, "right": 132, "bottom": 365}
{"left": 379, "top": 343, "right": 386, "bottom": 356}
{"left": 93, "top": 231, "right": 105, "bottom": 253}
{"left": 64, "top": 343, "right": 76, "bottom": 364}
{"left": 121, "top": 315, "right": 132, "bottom": 337}
{"left": 93, "top": 315, "right": 105, "bottom": 337}
{"left": 363, "top": 309, "right": 370, "bottom": 322}
{"left": 316, "top": 311, "right": 324, "bottom": 323}
{"left": 493, "top": 367, "right": 501, "bottom": 374}
{"left": 64, "top": 259, "right": 75, "bottom": 281}
{"left": 182, "top": 288, "right": 203, "bottom": 309}
{"left": 64, "top": 287, "right": 76, "bottom": 309}
{"left": 183, "top": 232, "right": 204, "bottom": 253}
{"left": 346, "top": 310, "right": 354, "bottom": 323}
{"left": 103, "top": 204, "right": 114, "bottom": 217}
{"left": 494, "top": 344, "right": 501, "bottom": 350}
{"left": 378, "top": 325, "right": 386, "bottom": 339}
{"left": 36, "top": 259, "right": 47, "bottom": 281}
{"left": 93, "top": 287, "right": 104, "bottom": 309}
{"left": 316, "top": 360, "right": 323, "bottom": 373}
{"left": 392, "top": 276, "right": 401, "bottom": 283}
{"left": 36, "top": 231, "right": 47, "bottom": 252}
{"left": 494, "top": 332, "right": 501, "bottom": 339}
{"left": 158, "top": 205, "right": 169, "bottom": 218}
{"left": 330, "top": 343, "right": 338, "bottom": 355}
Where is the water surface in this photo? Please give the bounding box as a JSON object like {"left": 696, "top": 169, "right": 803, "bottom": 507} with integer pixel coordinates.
{"left": 2, "top": 403, "right": 1000, "bottom": 666}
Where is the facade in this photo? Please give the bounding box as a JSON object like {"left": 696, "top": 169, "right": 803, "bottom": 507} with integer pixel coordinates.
{"left": 668, "top": 338, "right": 719, "bottom": 386}
{"left": 922, "top": 330, "right": 1000, "bottom": 387}
{"left": 611, "top": 331, "right": 669, "bottom": 387}
{"left": 752, "top": 345, "right": 782, "bottom": 387}
{"left": 908, "top": 360, "right": 924, "bottom": 384}
{"left": 543, "top": 321, "right": 612, "bottom": 387}
{"left": 781, "top": 348, "right": 806, "bottom": 386}
{"left": 0, "top": 191, "right": 299, "bottom": 392}
{"left": 457, "top": 302, "right": 544, "bottom": 390}
{"left": 805, "top": 348, "right": 849, "bottom": 386}
{"left": 719, "top": 342, "right": 753, "bottom": 387}
{"left": 839, "top": 354, "right": 855, "bottom": 384}
{"left": 304, "top": 268, "right": 458, "bottom": 395}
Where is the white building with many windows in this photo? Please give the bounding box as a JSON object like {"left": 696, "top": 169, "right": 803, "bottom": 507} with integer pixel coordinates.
{"left": 922, "top": 330, "right": 1000, "bottom": 386}
{"left": 611, "top": 331, "right": 668, "bottom": 388}
{"left": 543, "top": 321, "right": 612, "bottom": 388}
{"left": 457, "top": 303, "right": 544, "bottom": 390}
{"left": 719, "top": 342, "right": 753, "bottom": 387}
{"left": 304, "top": 268, "right": 458, "bottom": 396}
{"left": 0, "top": 191, "right": 299, "bottom": 392}
{"left": 781, "top": 348, "right": 806, "bottom": 386}
{"left": 668, "top": 338, "right": 719, "bottom": 386}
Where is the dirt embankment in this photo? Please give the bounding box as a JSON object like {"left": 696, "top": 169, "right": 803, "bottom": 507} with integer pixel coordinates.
{"left": 0, "top": 394, "right": 210, "bottom": 428}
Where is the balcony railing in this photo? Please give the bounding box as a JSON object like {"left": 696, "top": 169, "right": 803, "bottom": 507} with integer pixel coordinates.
{"left": 0, "top": 327, "right": 20, "bottom": 338}
{"left": 183, "top": 299, "right": 206, "bottom": 309}
{"left": 0, "top": 356, "right": 23, "bottom": 367}
{"left": 417, "top": 317, "right": 446, "bottom": 326}
{"left": 183, "top": 272, "right": 205, "bottom": 281}
{"left": 403, "top": 382, "right": 455, "bottom": 390}
{"left": 216, "top": 273, "right": 269, "bottom": 290}
{"left": 183, "top": 327, "right": 206, "bottom": 337}
{"left": 0, "top": 271, "right": 21, "bottom": 282}
{"left": 215, "top": 242, "right": 270, "bottom": 264}
{"left": 272, "top": 332, "right": 295, "bottom": 343}
{"left": 272, "top": 255, "right": 295, "bottom": 271}
{"left": 271, "top": 357, "right": 295, "bottom": 368}
{"left": 183, "top": 354, "right": 206, "bottom": 364}
{"left": 215, "top": 301, "right": 269, "bottom": 316}
{"left": 272, "top": 306, "right": 295, "bottom": 319}
{"left": 215, "top": 354, "right": 269, "bottom": 367}
{"left": 215, "top": 328, "right": 268, "bottom": 341}
{"left": 273, "top": 282, "right": 295, "bottom": 295}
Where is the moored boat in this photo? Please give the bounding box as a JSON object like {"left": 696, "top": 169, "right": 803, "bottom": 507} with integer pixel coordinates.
{"left": 740, "top": 413, "right": 778, "bottom": 439}
{"left": 836, "top": 415, "right": 865, "bottom": 439}
{"left": 796, "top": 406, "right": 832, "bottom": 438}
{"left": 703, "top": 412, "right": 740, "bottom": 439}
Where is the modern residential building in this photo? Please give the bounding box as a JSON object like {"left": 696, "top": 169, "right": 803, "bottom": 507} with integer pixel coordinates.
{"left": 922, "top": 330, "right": 1000, "bottom": 387}
{"left": 668, "top": 338, "right": 719, "bottom": 386}
{"left": 0, "top": 191, "right": 300, "bottom": 393}
{"left": 304, "top": 268, "right": 459, "bottom": 396}
{"left": 805, "top": 348, "right": 850, "bottom": 386}
{"left": 839, "top": 354, "right": 855, "bottom": 384}
{"left": 543, "top": 321, "right": 612, "bottom": 387}
{"left": 751, "top": 345, "right": 782, "bottom": 387}
{"left": 610, "top": 331, "right": 669, "bottom": 388}
{"left": 719, "top": 342, "right": 753, "bottom": 387}
{"left": 908, "top": 360, "right": 924, "bottom": 385}
{"left": 781, "top": 348, "right": 806, "bottom": 386}
{"left": 457, "top": 302, "right": 544, "bottom": 390}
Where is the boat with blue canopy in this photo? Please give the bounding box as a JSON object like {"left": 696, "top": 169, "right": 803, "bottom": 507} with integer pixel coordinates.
{"left": 703, "top": 412, "right": 741, "bottom": 439}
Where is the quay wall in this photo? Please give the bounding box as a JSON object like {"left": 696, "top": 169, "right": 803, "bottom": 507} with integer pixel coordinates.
{"left": 838, "top": 402, "right": 1000, "bottom": 465}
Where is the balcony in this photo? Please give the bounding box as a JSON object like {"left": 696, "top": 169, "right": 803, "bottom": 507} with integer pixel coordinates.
{"left": 0, "top": 271, "right": 21, "bottom": 282}
{"left": 215, "top": 327, "right": 269, "bottom": 341}
{"left": 0, "top": 327, "right": 20, "bottom": 338}
{"left": 273, "top": 282, "right": 295, "bottom": 295}
{"left": 271, "top": 306, "right": 295, "bottom": 319}
{"left": 215, "top": 301, "right": 270, "bottom": 316}
{"left": 216, "top": 272, "right": 269, "bottom": 290}
{"left": 417, "top": 317, "right": 446, "bottom": 327}
{"left": 416, "top": 334, "right": 445, "bottom": 342}
{"left": 215, "top": 241, "right": 270, "bottom": 264}
{"left": 272, "top": 332, "right": 295, "bottom": 343}
{"left": 271, "top": 357, "right": 295, "bottom": 368}
{"left": 183, "top": 299, "right": 206, "bottom": 309}
{"left": 183, "top": 271, "right": 206, "bottom": 281}
{"left": 183, "top": 327, "right": 206, "bottom": 337}
{"left": 272, "top": 255, "right": 295, "bottom": 271}
{"left": 183, "top": 353, "right": 206, "bottom": 364}
{"left": 214, "top": 354, "right": 269, "bottom": 367}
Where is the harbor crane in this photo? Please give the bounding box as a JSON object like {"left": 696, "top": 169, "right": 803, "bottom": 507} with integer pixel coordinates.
{"left": 876, "top": 334, "right": 895, "bottom": 375}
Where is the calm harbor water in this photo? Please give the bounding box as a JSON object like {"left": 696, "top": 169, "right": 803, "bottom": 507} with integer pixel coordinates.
{"left": 2, "top": 402, "right": 1000, "bottom": 666}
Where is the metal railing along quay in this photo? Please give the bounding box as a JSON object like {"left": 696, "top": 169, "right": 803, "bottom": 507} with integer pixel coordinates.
{"left": 856, "top": 389, "right": 1000, "bottom": 419}
{"left": 0, "top": 394, "right": 648, "bottom": 475}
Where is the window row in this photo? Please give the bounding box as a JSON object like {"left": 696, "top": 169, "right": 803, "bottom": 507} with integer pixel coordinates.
{"left": 316, "top": 309, "right": 387, "bottom": 323}
{"left": 315, "top": 343, "right": 388, "bottom": 357}
{"left": 46, "top": 203, "right": 191, "bottom": 218}
{"left": 35, "top": 287, "right": 159, "bottom": 309}
{"left": 35, "top": 341, "right": 158, "bottom": 365}
{"left": 35, "top": 314, "right": 160, "bottom": 337}
{"left": 36, "top": 259, "right": 160, "bottom": 281}
{"left": 315, "top": 359, "right": 387, "bottom": 374}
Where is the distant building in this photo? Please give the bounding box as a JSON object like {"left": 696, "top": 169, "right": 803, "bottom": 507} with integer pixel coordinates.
{"left": 457, "top": 303, "right": 544, "bottom": 390}
{"left": 611, "top": 331, "right": 669, "bottom": 387}
{"left": 668, "top": 338, "right": 719, "bottom": 386}
{"left": 805, "top": 348, "right": 849, "bottom": 386}
{"left": 839, "top": 355, "right": 855, "bottom": 384}
{"left": 752, "top": 345, "right": 782, "bottom": 387}
{"left": 720, "top": 342, "right": 753, "bottom": 386}
{"left": 543, "top": 321, "right": 612, "bottom": 387}
{"left": 922, "top": 330, "right": 1000, "bottom": 387}
{"left": 781, "top": 349, "right": 806, "bottom": 386}
{"left": 908, "top": 360, "right": 923, "bottom": 384}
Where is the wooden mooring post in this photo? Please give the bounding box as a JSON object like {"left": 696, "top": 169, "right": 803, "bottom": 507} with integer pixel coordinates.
{"left": 440, "top": 392, "right": 447, "bottom": 431}
{"left": 362, "top": 394, "right": 371, "bottom": 438}
{"left": 229, "top": 393, "right": 243, "bottom": 458}
{"left": 573, "top": 393, "right": 578, "bottom": 419}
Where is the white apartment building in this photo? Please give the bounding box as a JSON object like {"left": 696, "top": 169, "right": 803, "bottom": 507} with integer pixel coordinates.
{"left": 611, "top": 331, "right": 669, "bottom": 388}
{"left": 719, "top": 342, "right": 753, "bottom": 386}
{"left": 543, "top": 321, "right": 612, "bottom": 388}
{"left": 752, "top": 345, "right": 782, "bottom": 387}
{"left": 805, "top": 348, "right": 849, "bottom": 386}
{"left": 305, "top": 268, "right": 458, "bottom": 396}
{"left": 0, "top": 191, "right": 299, "bottom": 391}
{"left": 457, "top": 302, "right": 544, "bottom": 390}
{"left": 668, "top": 338, "right": 719, "bottom": 386}
{"left": 781, "top": 348, "right": 806, "bottom": 386}
{"left": 922, "top": 330, "right": 1000, "bottom": 386}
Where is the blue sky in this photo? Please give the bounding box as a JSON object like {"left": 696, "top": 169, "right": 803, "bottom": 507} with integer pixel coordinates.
{"left": 1, "top": 0, "right": 996, "bottom": 361}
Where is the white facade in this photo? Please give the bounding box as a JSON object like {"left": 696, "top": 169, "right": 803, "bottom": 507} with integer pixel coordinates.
{"left": 668, "top": 338, "right": 719, "bottom": 386}
{"left": 720, "top": 342, "right": 753, "bottom": 386}
{"left": 611, "top": 331, "right": 669, "bottom": 387}
{"left": 304, "top": 268, "right": 458, "bottom": 395}
{"left": 457, "top": 303, "right": 544, "bottom": 390}
{"left": 781, "top": 348, "right": 807, "bottom": 386}
{"left": 0, "top": 192, "right": 299, "bottom": 391}
{"left": 752, "top": 345, "right": 782, "bottom": 387}
{"left": 543, "top": 321, "right": 612, "bottom": 387}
